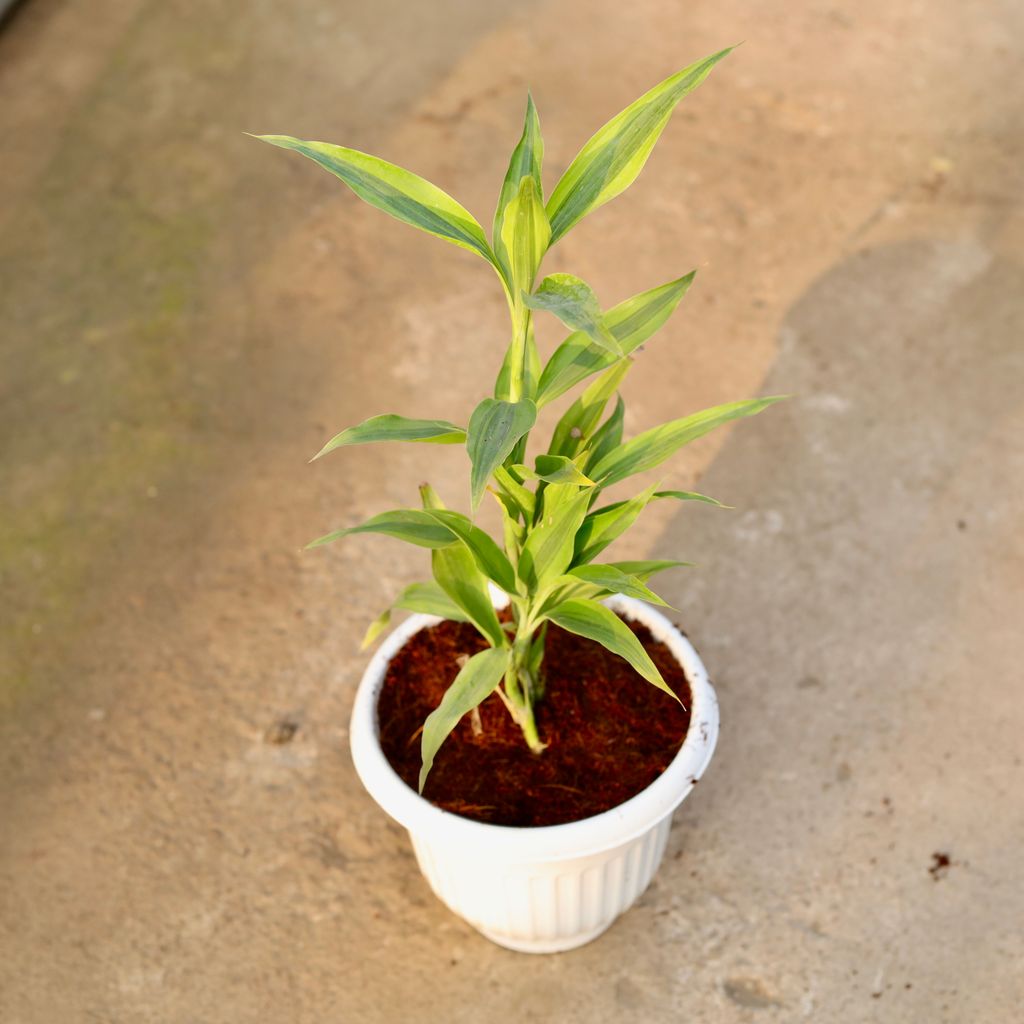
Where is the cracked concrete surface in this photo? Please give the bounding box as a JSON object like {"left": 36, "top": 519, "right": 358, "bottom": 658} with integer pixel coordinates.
{"left": 1, "top": 0, "right": 1022, "bottom": 1021}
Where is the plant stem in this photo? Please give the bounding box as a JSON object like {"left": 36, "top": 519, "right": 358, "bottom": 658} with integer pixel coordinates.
{"left": 500, "top": 612, "right": 546, "bottom": 753}
{"left": 498, "top": 289, "right": 543, "bottom": 749}
{"left": 515, "top": 695, "right": 545, "bottom": 754}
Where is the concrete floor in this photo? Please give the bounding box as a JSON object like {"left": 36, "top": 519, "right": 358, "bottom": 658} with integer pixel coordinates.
{"left": 1, "top": 0, "right": 1022, "bottom": 1020}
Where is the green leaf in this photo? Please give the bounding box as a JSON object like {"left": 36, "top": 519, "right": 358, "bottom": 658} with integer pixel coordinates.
{"left": 573, "top": 486, "right": 724, "bottom": 564}
{"left": 544, "top": 598, "right": 675, "bottom": 699}
{"left": 420, "top": 508, "right": 516, "bottom": 594}
{"left": 523, "top": 274, "right": 620, "bottom": 354}
{"left": 490, "top": 487, "right": 526, "bottom": 562}
{"left": 312, "top": 414, "right": 465, "bottom": 460}
{"left": 584, "top": 394, "right": 625, "bottom": 472}
{"left": 591, "top": 489, "right": 726, "bottom": 518}
{"left": 395, "top": 581, "right": 469, "bottom": 618}
{"left": 517, "top": 487, "right": 593, "bottom": 591}
{"left": 430, "top": 524, "right": 506, "bottom": 649}
{"left": 499, "top": 176, "right": 550, "bottom": 294}
{"left": 417, "top": 485, "right": 506, "bottom": 647}
{"left": 419, "top": 646, "right": 511, "bottom": 791}
{"left": 493, "top": 465, "right": 536, "bottom": 523}
{"left": 360, "top": 608, "right": 394, "bottom": 651}
{"left": 545, "top": 49, "right": 733, "bottom": 243}
{"left": 537, "top": 272, "right": 695, "bottom": 406}
{"left": 607, "top": 559, "right": 691, "bottom": 581}
{"left": 566, "top": 564, "right": 672, "bottom": 607}
{"left": 466, "top": 398, "right": 537, "bottom": 510}
{"left": 253, "top": 135, "right": 495, "bottom": 264}
{"left": 535, "top": 578, "right": 601, "bottom": 616}
{"left": 548, "top": 359, "right": 630, "bottom": 460}
{"left": 493, "top": 93, "right": 544, "bottom": 280}
{"left": 646, "top": 489, "right": 730, "bottom": 508}
{"left": 306, "top": 509, "right": 455, "bottom": 550}
{"left": 590, "top": 396, "right": 786, "bottom": 487}
{"left": 572, "top": 482, "right": 658, "bottom": 564}
{"left": 360, "top": 582, "right": 469, "bottom": 650}
{"left": 513, "top": 454, "right": 595, "bottom": 487}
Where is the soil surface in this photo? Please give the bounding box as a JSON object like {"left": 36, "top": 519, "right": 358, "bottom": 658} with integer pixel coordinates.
{"left": 377, "top": 617, "right": 692, "bottom": 827}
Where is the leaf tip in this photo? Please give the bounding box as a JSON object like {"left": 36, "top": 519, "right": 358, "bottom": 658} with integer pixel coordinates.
{"left": 246, "top": 132, "right": 290, "bottom": 146}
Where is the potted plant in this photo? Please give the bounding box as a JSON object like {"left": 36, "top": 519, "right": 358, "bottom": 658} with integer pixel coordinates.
{"left": 255, "top": 46, "right": 783, "bottom": 953}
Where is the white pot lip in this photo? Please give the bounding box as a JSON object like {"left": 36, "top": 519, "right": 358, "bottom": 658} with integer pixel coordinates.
{"left": 349, "top": 594, "right": 719, "bottom": 862}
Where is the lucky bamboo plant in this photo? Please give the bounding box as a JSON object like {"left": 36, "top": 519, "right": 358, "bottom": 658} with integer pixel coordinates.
{"left": 256, "top": 47, "right": 782, "bottom": 791}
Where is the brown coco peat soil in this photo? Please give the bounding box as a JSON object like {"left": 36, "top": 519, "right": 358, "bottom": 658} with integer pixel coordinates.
{"left": 377, "top": 616, "right": 692, "bottom": 827}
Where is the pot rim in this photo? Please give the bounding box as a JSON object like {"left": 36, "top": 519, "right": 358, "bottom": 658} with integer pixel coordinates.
{"left": 349, "top": 595, "right": 719, "bottom": 862}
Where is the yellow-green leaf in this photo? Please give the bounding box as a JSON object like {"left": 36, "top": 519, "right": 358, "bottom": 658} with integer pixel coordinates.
{"left": 545, "top": 48, "right": 732, "bottom": 243}
{"left": 517, "top": 487, "right": 592, "bottom": 591}
{"left": 566, "top": 564, "right": 672, "bottom": 607}
{"left": 493, "top": 465, "right": 536, "bottom": 523}
{"left": 583, "top": 394, "right": 625, "bottom": 472}
{"left": 572, "top": 482, "right": 660, "bottom": 565}
{"left": 523, "top": 274, "right": 620, "bottom": 355}
{"left": 548, "top": 359, "right": 631, "bottom": 460}
{"left": 544, "top": 598, "right": 676, "bottom": 699}
{"left": 419, "top": 647, "right": 511, "bottom": 791}
{"left": 312, "top": 414, "right": 466, "bottom": 461}
{"left": 537, "top": 272, "right": 695, "bottom": 406}
{"left": 514, "top": 454, "right": 595, "bottom": 488}
{"left": 500, "top": 176, "right": 550, "bottom": 294}
{"left": 430, "top": 538, "right": 506, "bottom": 649}
{"left": 420, "top": 508, "right": 517, "bottom": 593}
{"left": 607, "top": 559, "right": 691, "bottom": 581}
{"left": 492, "top": 93, "right": 544, "bottom": 281}
{"left": 360, "top": 582, "right": 469, "bottom": 650}
{"left": 253, "top": 134, "right": 495, "bottom": 263}
{"left": 466, "top": 398, "right": 537, "bottom": 510}
{"left": 306, "top": 509, "right": 455, "bottom": 550}
{"left": 590, "top": 396, "right": 786, "bottom": 487}
{"left": 573, "top": 487, "right": 723, "bottom": 565}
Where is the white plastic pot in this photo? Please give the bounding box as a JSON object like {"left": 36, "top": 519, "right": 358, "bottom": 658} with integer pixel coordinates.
{"left": 349, "top": 595, "right": 719, "bottom": 953}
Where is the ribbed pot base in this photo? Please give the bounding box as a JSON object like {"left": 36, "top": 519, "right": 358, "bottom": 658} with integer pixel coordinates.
{"left": 479, "top": 921, "right": 614, "bottom": 954}
{"left": 411, "top": 815, "right": 672, "bottom": 953}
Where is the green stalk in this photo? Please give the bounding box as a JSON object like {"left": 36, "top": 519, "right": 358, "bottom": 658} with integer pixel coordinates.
{"left": 498, "top": 605, "right": 546, "bottom": 753}
{"left": 505, "top": 300, "right": 533, "bottom": 401}
{"left": 498, "top": 288, "right": 542, "bottom": 750}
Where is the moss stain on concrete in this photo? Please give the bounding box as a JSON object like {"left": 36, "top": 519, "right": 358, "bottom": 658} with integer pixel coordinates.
{"left": 0, "top": 4, "right": 225, "bottom": 705}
